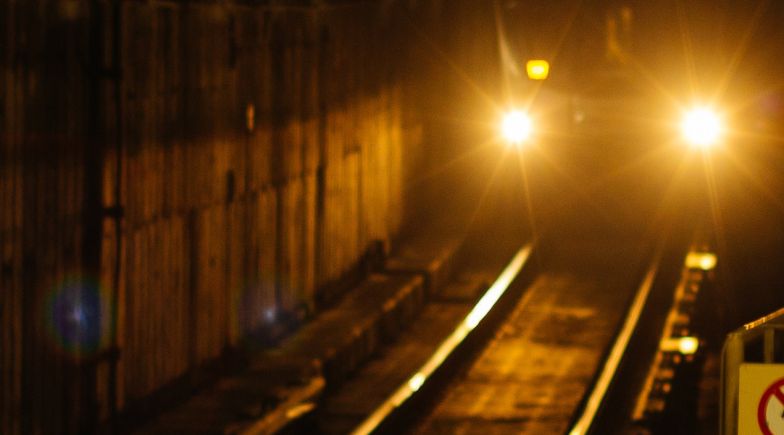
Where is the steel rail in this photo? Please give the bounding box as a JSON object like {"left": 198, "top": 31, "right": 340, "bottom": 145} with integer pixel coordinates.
{"left": 350, "top": 243, "right": 534, "bottom": 435}
{"left": 567, "top": 246, "right": 664, "bottom": 435}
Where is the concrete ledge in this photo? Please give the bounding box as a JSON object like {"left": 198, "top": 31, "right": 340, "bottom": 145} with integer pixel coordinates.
{"left": 136, "top": 232, "right": 468, "bottom": 434}
{"left": 319, "top": 277, "right": 487, "bottom": 434}
{"left": 141, "top": 374, "right": 323, "bottom": 435}
{"left": 385, "top": 236, "right": 463, "bottom": 296}
{"left": 434, "top": 272, "right": 493, "bottom": 303}
{"left": 137, "top": 274, "right": 424, "bottom": 434}
{"left": 268, "top": 274, "right": 425, "bottom": 387}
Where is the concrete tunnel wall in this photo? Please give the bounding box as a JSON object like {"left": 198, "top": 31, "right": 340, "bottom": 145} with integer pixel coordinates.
{"left": 0, "top": 1, "right": 503, "bottom": 433}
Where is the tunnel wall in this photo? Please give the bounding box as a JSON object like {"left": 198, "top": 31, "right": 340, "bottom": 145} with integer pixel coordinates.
{"left": 0, "top": 1, "right": 429, "bottom": 432}
{"left": 0, "top": 0, "right": 511, "bottom": 432}
{"left": 108, "top": 3, "right": 411, "bottom": 423}
{"left": 1, "top": 2, "right": 95, "bottom": 433}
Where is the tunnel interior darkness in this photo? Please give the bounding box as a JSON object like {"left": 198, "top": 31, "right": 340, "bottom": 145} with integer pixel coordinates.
{"left": 3, "top": 0, "right": 784, "bottom": 433}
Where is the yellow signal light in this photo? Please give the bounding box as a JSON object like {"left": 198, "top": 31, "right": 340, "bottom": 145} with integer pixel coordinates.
{"left": 526, "top": 60, "right": 550, "bottom": 80}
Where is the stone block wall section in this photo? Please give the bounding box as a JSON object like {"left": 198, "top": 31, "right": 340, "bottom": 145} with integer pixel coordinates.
{"left": 0, "top": 0, "right": 504, "bottom": 433}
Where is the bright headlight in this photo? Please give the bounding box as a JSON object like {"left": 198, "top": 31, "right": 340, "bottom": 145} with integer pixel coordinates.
{"left": 501, "top": 110, "right": 533, "bottom": 147}
{"left": 681, "top": 107, "right": 723, "bottom": 149}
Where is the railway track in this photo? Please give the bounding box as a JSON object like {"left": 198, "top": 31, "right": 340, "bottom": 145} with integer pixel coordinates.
{"left": 305, "top": 225, "right": 706, "bottom": 435}
{"left": 407, "top": 237, "right": 661, "bottom": 434}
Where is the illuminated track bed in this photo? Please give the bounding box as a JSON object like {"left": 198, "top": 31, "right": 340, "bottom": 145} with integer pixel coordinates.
{"left": 310, "top": 234, "right": 663, "bottom": 435}
{"left": 407, "top": 238, "right": 655, "bottom": 434}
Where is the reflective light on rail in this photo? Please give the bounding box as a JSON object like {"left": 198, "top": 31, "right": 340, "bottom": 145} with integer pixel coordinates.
{"left": 408, "top": 373, "right": 426, "bottom": 392}
{"left": 465, "top": 249, "right": 526, "bottom": 329}
{"left": 501, "top": 110, "right": 533, "bottom": 147}
{"left": 285, "top": 402, "right": 315, "bottom": 420}
{"left": 681, "top": 107, "right": 723, "bottom": 149}
{"left": 685, "top": 252, "right": 717, "bottom": 271}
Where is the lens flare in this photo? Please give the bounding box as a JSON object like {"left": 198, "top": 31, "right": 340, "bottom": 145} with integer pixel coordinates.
{"left": 501, "top": 110, "right": 533, "bottom": 146}
{"left": 681, "top": 107, "right": 723, "bottom": 148}
{"left": 235, "top": 272, "right": 284, "bottom": 351}
{"left": 45, "top": 277, "right": 111, "bottom": 358}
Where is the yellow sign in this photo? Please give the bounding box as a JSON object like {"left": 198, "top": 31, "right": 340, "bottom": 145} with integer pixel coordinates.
{"left": 526, "top": 60, "right": 549, "bottom": 80}
{"left": 739, "top": 363, "right": 784, "bottom": 434}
